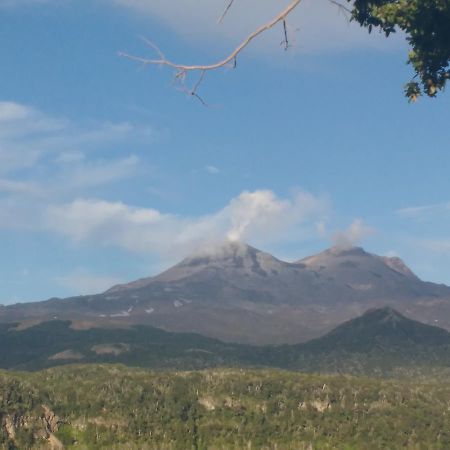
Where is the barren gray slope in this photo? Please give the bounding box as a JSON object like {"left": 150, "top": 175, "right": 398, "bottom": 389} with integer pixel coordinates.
{"left": 2, "top": 242, "right": 450, "bottom": 344}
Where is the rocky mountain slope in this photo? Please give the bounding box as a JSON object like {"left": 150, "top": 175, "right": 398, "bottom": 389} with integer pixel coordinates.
{"left": 2, "top": 242, "right": 450, "bottom": 344}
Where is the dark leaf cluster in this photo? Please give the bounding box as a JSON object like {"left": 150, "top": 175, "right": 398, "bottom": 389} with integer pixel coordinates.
{"left": 350, "top": 0, "right": 450, "bottom": 100}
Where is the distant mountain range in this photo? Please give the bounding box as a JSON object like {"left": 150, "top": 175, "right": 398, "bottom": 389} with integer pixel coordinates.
{"left": 2, "top": 307, "right": 450, "bottom": 377}
{"left": 2, "top": 242, "right": 450, "bottom": 344}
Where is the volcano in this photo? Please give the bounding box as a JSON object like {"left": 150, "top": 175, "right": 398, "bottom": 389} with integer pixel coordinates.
{"left": 2, "top": 242, "right": 450, "bottom": 344}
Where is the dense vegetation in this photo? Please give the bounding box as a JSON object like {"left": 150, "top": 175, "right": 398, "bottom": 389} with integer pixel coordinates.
{"left": 1, "top": 309, "right": 450, "bottom": 448}
{"left": 1, "top": 365, "right": 450, "bottom": 449}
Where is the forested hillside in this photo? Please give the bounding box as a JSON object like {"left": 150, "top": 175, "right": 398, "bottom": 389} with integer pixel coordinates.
{"left": 1, "top": 365, "right": 450, "bottom": 449}
{"left": 1, "top": 308, "right": 450, "bottom": 379}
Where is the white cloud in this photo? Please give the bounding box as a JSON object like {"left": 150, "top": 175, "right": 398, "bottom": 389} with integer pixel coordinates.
{"left": 0, "top": 101, "right": 157, "bottom": 233}
{"left": 224, "top": 190, "right": 326, "bottom": 242}
{"left": 0, "top": 155, "right": 141, "bottom": 229}
{"left": 331, "top": 218, "right": 374, "bottom": 248}
{"left": 0, "top": 101, "right": 153, "bottom": 175}
{"left": 0, "top": 102, "right": 34, "bottom": 121}
{"left": 205, "top": 165, "right": 220, "bottom": 174}
{"left": 45, "top": 189, "right": 329, "bottom": 258}
{"left": 114, "top": 0, "right": 397, "bottom": 55}
{"left": 397, "top": 202, "right": 450, "bottom": 220}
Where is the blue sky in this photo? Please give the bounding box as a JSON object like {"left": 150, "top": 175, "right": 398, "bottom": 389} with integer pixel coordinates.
{"left": 0, "top": 0, "right": 449, "bottom": 303}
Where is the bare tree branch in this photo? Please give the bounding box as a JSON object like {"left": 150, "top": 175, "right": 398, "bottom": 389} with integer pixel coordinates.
{"left": 328, "top": 0, "right": 352, "bottom": 14}
{"left": 140, "top": 37, "right": 166, "bottom": 60}
{"left": 218, "top": 0, "right": 236, "bottom": 24}
{"left": 328, "top": 0, "right": 352, "bottom": 21}
{"left": 119, "top": 0, "right": 302, "bottom": 74}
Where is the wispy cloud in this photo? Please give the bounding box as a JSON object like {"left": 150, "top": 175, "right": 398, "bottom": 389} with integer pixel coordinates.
{"left": 0, "top": 100, "right": 157, "bottom": 232}
{"left": 397, "top": 202, "right": 450, "bottom": 220}
{"left": 205, "top": 165, "right": 220, "bottom": 174}
{"left": 0, "top": 101, "right": 153, "bottom": 175}
{"left": 0, "top": 100, "right": 154, "bottom": 191}
{"left": 44, "top": 189, "right": 329, "bottom": 258}
{"left": 114, "top": 0, "right": 398, "bottom": 55}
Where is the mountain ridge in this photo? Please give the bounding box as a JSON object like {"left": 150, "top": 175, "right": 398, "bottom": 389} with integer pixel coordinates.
{"left": 2, "top": 242, "right": 450, "bottom": 345}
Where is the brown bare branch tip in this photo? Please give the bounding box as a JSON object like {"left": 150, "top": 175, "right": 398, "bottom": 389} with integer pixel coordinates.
{"left": 119, "top": 0, "right": 302, "bottom": 74}
{"left": 118, "top": 0, "right": 305, "bottom": 104}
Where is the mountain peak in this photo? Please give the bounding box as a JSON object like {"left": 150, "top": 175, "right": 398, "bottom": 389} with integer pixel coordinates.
{"left": 182, "top": 240, "right": 258, "bottom": 263}
{"left": 362, "top": 306, "right": 406, "bottom": 323}
{"left": 307, "top": 306, "right": 450, "bottom": 352}
{"left": 176, "top": 240, "right": 285, "bottom": 275}
{"left": 327, "top": 246, "right": 368, "bottom": 257}
{"left": 297, "top": 246, "right": 418, "bottom": 279}
{"left": 298, "top": 246, "right": 370, "bottom": 266}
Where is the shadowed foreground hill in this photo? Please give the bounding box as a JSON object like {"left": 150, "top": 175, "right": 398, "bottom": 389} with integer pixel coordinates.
{"left": 307, "top": 306, "right": 450, "bottom": 350}
{"left": 1, "top": 308, "right": 450, "bottom": 377}
{"left": 2, "top": 365, "right": 450, "bottom": 449}
{"left": 270, "top": 307, "right": 450, "bottom": 376}
{"left": 0, "top": 321, "right": 250, "bottom": 371}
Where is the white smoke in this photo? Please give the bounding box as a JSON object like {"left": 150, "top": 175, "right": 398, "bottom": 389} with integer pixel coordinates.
{"left": 331, "top": 219, "right": 374, "bottom": 249}
{"left": 45, "top": 189, "right": 328, "bottom": 258}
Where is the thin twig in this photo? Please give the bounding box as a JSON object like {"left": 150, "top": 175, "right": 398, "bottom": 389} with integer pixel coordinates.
{"left": 328, "top": 0, "right": 352, "bottom": 20}
{"left": 140, "top": 37, "right": 166, "bottom": 60}
{"left": 119, "top": 0, "right": 302, "bottom": 73}
{"left": 191, "top": 92, "right": 208, "bottom": 106}
{"left": 281, "top": 20, "right": 290, "bottom": 50}
{"left": 218, "top": 0, "right": 236, "bottom": 24}
{"left": 191, "top": 70, "right": 206, "bottom": 95}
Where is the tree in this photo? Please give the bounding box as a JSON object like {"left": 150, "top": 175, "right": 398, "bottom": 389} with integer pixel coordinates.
{"left": 121, "top": 0, "right": 450, "bottom": 101}
{"left": 352, "top": 0, "right": 450, "bottom": 100}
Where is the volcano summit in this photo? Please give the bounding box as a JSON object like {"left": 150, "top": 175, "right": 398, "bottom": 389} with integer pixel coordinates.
{"left": 2, "top": 242, "right": 450, "bottom": 344}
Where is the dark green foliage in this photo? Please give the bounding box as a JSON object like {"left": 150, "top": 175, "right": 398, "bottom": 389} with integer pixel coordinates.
{"left": 0, "top": 321, "right": 251, "bottom": 371}
{"left": 2, "top": 366, "right": 450, "bottom": 448}
{"left": 350, "top": 0, "right": 450, "bottom": 100}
